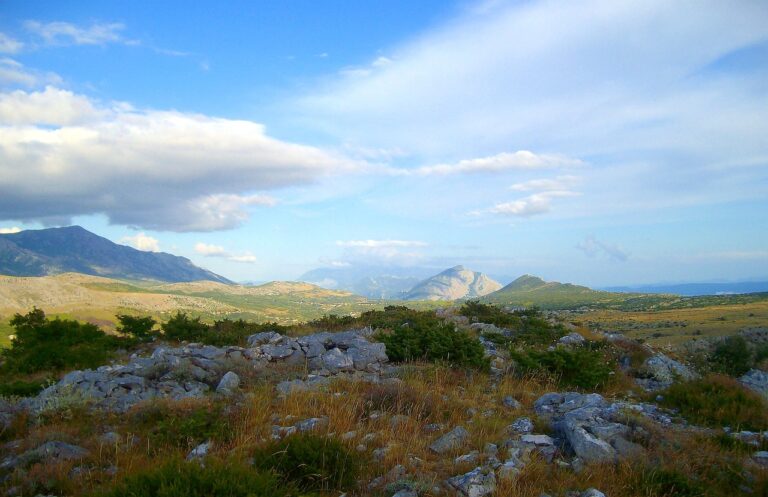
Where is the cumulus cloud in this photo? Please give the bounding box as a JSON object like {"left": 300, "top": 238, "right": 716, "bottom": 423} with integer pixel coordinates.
{"left": 407, "top": 151, "right": 583, "bottom": 176}
{"left": 488, "top": 190, "right": 578, "bottom": 217}
{"left": 0, "top": 58, "right": 61, "bottom": 87}
{"left": 0, "top": 226, "right": 21, "bottom": 234}
{"left": 24, "top": 21, "right": 128, "bottom": 46}
{"left": 194, "top": 242, "right": 256, "bottom": 263}
{"left": 577, "top": 235, "right": 629, "bottom": 262}
{"left": 0, "top": 87, "right": 360, "bottom": 231}
{"left": 0, "top": 33, "right": 24, "bottom": 54}
{"left": 120, "top": 232, "right": 160, "bottom": 252}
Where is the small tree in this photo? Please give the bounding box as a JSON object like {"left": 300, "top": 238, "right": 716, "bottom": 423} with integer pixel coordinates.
{"left": 116, "top": 314, "right": 157, "bottom": 342}
{"left": 161, "top": 312, "right": 209, "bottom": 342}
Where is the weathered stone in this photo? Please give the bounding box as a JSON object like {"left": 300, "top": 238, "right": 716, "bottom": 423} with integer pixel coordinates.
{"left": 558, "top": 333, "right": 586, "bottom": 346}
{"left": 186, "top": 441, "right": 211, "bottom": 461}
{"left": 247, "top": 331, "right": 282, "bottom": 347}
{"left": 636, "top": 353, "right": 697, "bottom": 390}
{"left": 454, "top": 450, "right": 480, "bottom": 464}
{"left": 740, "top": 369, "right": 768, "bottom": 398}
{"left": 562, "top": 421, "right": 616, "bottom": 463}
{"left": 321, "top": 347, "right": 355, "bottom": 373}
{"left": 446, "top": 467, "right": 496, "bottom": 497}
{"left": 580, "top": 489, "right": 606, "bottom": 497}
{"left": 215, "top": 371, "right": 240, "bottom": 395}
{"left": 430, "top": 426, "right": 470, "bottom": 454}
{"left": 502, "top": 396, "right": 522, "bottom": 409}
{"left": 508, "top": 417, "right": 534, "bottom": 434}
{"left": 295, "top": 417, "right": 328, "bottom": 433}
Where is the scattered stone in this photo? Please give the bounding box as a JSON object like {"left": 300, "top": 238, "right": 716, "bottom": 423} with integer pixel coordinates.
{"left": 753, "top": 451, "right": 768, "bottom": 467}
{"left": 215, "top": 371, "right": 240, "bottom": 395}
{"left": 580, "top": 489, "right": 606, "bottom": 497}
{"left": 186, "top": 441, "right": 211, "bottom": 461}
{"left": 636, "top": 353, "right": 698, "bottom": 391}
{"left": 502, "top": 396, "right": 522, "bottom": 409}
{"left": 446, "top": 467, "right": 496, "bottom": 497}
{"left": 508, "top": 417, "right": 534, "bottom": 434}
{"left": 454, "top": 450, "right": 480, "bottom": 464}
{"left": 558, "top": 333, "right": 586, "bottom": 346}
{"left": 295, "top": 416, "right": 329, "bottom": 433}
{"left": 391, "top": 490, "right": 418, "bottom": 497}
{"left": 430, "top": 426, "right": 470, "bottom": 454}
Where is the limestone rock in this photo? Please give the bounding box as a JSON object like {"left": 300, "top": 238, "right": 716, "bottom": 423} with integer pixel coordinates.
{"left": 446, "top": 467, "right": 496, "bottom": 497}
{"left": 740, "top": 369, "right": 768, "bottom": 398}
{"left": 215, "top": 371, "right": 240, "bottom": 395}
{"left": 430, "top": 426, "right": 470, "bottom": 454}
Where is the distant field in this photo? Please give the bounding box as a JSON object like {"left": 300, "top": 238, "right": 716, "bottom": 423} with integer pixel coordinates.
{"left": 566, "top": 297, "right": 768, "bottom": 347}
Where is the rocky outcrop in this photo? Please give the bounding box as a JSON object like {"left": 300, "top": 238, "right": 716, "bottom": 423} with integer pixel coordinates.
{"left": 405, "top": 266, "right": 502, "bottom": 301}
{"left": 635, "top": 353, "right": 698, "bottom": 391}
{"left": 21, "top": 329, "right": 389, "bottom": 413}
{"left": 740, "top": 369, "right": 768, "bottom": 398}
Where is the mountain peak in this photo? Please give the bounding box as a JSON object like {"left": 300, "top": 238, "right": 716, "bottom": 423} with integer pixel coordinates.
{"left": 506, "top": 274, "right": 548, "bottom": 291}
{"left": 405, "top": 266, "right": 501, "bottom": 301}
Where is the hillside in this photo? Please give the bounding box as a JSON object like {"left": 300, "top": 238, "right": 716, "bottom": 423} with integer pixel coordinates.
{"left": 299, "top": 265, "right": 433, "bottom": 299}
{"left": 0, "top": 226, "right": 231, "bottom": 283}
{"left": 485, "top": 274, "right": 648, "bottom": 309}
{"left": 405, "top": 265, "right": 502, "bottom": 301}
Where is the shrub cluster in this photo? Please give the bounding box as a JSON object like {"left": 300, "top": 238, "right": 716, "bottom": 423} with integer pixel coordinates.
{"left": 378, "top": 321, "right": 489, "bottom": 370}
{"left": 252, "top": 433, "right": 360, "bottom": 492}
{"left": 160, "top": 312, "right": 287, "bottom": 346}
{"left": 658, "top": 375, "right": 768, "bottom": 430}
{"left": 1, "top": 308, "right": 125, "bottom": 375}
{"left": 710, "top": 336, "right": 765, "bottom": 377}
{"left": 510, "top": 345, "right": 615, "bottom": 390}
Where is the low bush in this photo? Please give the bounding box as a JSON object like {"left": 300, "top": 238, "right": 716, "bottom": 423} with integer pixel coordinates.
{"left": 160, "top": 314, "right": 286, "bottom": 346}
{"left": 252, "top": 433, "right": 359, "bottom": 492}
{"left": 509, "top": 346, "right": 615, "bottom": 390}
{"left": 129, "top": 401, "right": 231, "bottom": 450}
{"left": 658, "top": 375, "right": 768, "bottom": 431}
{"left": 115, "top": 313, "right": 157, "bottom": 342}
{"left": 710, "top": 336, "right": 753, "bottom": 377}
{"left": 634, "top": 467, "right": 704, "bottom": 497}
{"left": 94, "top": 457, "right": 300, "bottom": 497}
{"left": 378, "top": 321, "right": 489, "bottom": 370}
{"left": 0, "top": 378, "right": 49, "bottom": 397}
{"left": 1, "top": 308, "right": 125, "bottom": 374}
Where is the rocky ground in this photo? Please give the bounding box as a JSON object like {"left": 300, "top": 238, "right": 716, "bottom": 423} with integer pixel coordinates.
{"left": 1, "top": 315, "right": 767, "bottom": 496}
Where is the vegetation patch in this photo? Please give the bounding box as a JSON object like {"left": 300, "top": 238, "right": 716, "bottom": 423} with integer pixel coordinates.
{"left": 658, "top": 375, "right": 768, "bottom": 431}
{"left": 510, "top": 345, "right": 615, "bottom": 390}
{"left": 128, "top": 401, "right": 232, "bottom": 451}
{"left": 252, "top": 433, "right": 360, "bottom": 492}
{"left": 94, "top": 457, "right": 301, "bottom": 497}
{"left": 633, "top": 467, "right": 704, "bottom": 497}
{"left": 378, "top": 321, "right": 489, "bottom": 370}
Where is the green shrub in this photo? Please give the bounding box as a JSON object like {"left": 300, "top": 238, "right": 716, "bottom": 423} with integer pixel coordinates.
{"left": 378, "top": 321, "right": 489, "bottom": 370}
{"left": 160, "top": 312, "right": 210, "bottom": 343}
{"left": 116, "top": 314, "right": 157, "bottom": 342}
{"left": 711, "top": 336, "right": 753, "bottom": 377}
{"left": 1, "top": 308, "right": 124, "bottom": 374}
{"left": 252, "top": 433, "right": 359, "bottom": 492}
{"left": 510, "top": 346, "right": 615, "bottom": 390}
{"left": 129, "top": 402, "right": 231, "bottom": 450}
{"left": 0, "top": 378, "right": 49, "bottom": 397}
{"left": 634, "top": 467, "right": 704, "bottom": 497}
{"left": 658, "top": 375, "right": 768, "bottom": 431}
{"left": 95, "top": 457, "right": 301, "bottom": 497}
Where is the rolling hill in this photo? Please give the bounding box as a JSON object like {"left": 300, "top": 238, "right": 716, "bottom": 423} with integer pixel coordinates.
{"left": 485, "top": 274, "right": 643, "bottom": 308}
{"left": 404, "top": 265, "right": 502, "bottom": 301}
{"left": 0, "top": 226, "right": 230, "bottom": 283}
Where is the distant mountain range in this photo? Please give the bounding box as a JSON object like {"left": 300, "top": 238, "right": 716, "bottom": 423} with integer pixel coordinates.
{"left": 299, "top": 265, "right": 437, "bottom": 299}
{"left": 602, "top": 281, "right": 768, "bottom": 296}
{"left": 404, "top": 265, "right": 501, "bottom": 301}
{"left": 0, "top": 226, "right": 230, "bottom": 283}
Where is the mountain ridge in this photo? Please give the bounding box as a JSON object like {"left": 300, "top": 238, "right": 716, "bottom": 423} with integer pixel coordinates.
{"left": 0, "top": 226, "right": 231, "bottom": 284}
{"left": 404, "top": 265, "right": 502, "bottom": 301}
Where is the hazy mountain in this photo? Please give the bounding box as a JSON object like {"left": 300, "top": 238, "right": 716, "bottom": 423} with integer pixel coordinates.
{"left": 602, "top": 281, "right": 768, "bottom": 296}
{"left": 404, "top": 265, "right": 502, "bottom": 301}
{"left": 0, "top": 226, "right": 231, "bottom": 283}
{"left": 299, "top": 265, "right": 436, "bottom": 299}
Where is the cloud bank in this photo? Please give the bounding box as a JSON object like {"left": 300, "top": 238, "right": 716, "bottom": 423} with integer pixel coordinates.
{"left": 0, "top": 87, "right": 360, "bottom": 231}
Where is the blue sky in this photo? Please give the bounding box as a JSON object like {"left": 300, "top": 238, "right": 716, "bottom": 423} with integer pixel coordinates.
{"left": 0, "top": 0, "right": 767, "bottom": 286}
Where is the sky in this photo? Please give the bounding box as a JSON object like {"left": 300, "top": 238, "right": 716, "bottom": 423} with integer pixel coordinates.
{"left": 0, "top": 0, "right": 767, "bottom": 286}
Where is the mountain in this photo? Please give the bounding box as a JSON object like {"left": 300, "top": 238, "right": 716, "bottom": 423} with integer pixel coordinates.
{"left": 299, "top": 265, "right": 436, "bottom": 299}
{"left": 602, "top": 281, "right": 768, "bottom": 296}
{"left": 486, "top": 274, "right": 632, "bottom": 308}
{"left": 0, "top": 226, "right": 231, "bottom": 283}
{"left": 404, "top": 265, "right": 502, "bottom": 301}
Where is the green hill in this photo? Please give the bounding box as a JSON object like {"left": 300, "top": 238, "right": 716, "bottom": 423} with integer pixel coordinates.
{"left": 485, "top": 274, "right": 647, "bottom": 309}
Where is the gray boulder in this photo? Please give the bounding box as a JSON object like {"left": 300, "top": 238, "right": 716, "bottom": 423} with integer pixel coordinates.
{"left": 740, "top": 369, "right": 768, "bottom": 398}
{"left": 636, "top": 353, "right": 697, "bottom": 390}
{"left": 558, "top": 333, "right": 586, "bottom": 346}
{"left": 215, "top": 371, "right": 240, "bottom": 395}
{"left": 430, "top": 426, "right": 470, "bottom": 454}
{"left": 186, "top": 441, "right": 211, "bottom": 461}
{"left": 446, "top": 467, "right": 496, "bottom": 497}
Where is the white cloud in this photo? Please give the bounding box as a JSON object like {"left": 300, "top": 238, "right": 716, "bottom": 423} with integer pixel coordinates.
{"left": 0, "top": 87, "right": 361, "bottom": 231}
{"left": 0, "top": 58, "right": 61, "bottom": 87}
{"left": 0, "top": 226, "right": 21, "bottom": 234}
{"left": 120, "top": 232, "right": 160, "bottom": 252}
{"left": 195, "top": 242, "right": 257, "bottom": 264}
{"left": 194, "top": 242, "right": 227, "bottom": 257}
{"left": 0, "top": 33, "right": 24, "bottom": 54}
{"left": 577, "top": 235, "right": 629, "bottom": 262}
{"left": 336, "top": 240, "right": 427, "bottom": 248}
{"left": 0, "top": 86, "right": 100, "bottom": 125}
{"left": 510, "top": 175, "right": 580, "bottom": 192}
{"left": 408, "top": 151, "right": 583, "bottom": 176}
{"left": 24, "top": 20, "right": 127, "bottom": 46}
{"left": 488, "top": 191, "right": 578, "bottom": 217}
